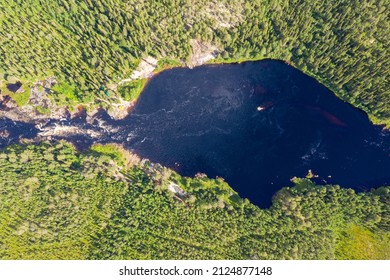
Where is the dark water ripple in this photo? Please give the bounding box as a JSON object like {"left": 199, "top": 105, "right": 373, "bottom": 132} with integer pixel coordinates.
{"left": 1, "top": 60, "right": 389, "bottom": 207}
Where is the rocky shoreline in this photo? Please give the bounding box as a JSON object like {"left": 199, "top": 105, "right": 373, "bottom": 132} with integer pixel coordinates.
{"left": 0, "top": 40, "right": 220, "bottom": 140}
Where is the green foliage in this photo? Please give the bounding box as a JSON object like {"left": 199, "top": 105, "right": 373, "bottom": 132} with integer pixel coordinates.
{"left": 155, "top": 58, "right": 182, "bottom": 72}
{"left": 35, "top": 105, "right": 51, "bottom": 114}
{"left": 335, "top": 224, "right": 390, "bottom": 259}
{"left": 1, "top": 83, "right": 30, "bottom": 106}
{"left": 0, "top": 143, "right": 388, "bottom": 259}
{"left": 89, "top": 143, "right": 140, "bottom": 169}
{"left": 0, "top": 0, "right": 389, "bottom": 259}
{"left": 0, "top": 142, "right": 126, "bottom": 259}
{"left": 117, "top": 79, "right": 147, "bottom": 102}
{"left": 51, "top": 81, "right": 80, "bottom": 106}
{"left": 0, "top": 0, "right": 388, "bottom": 125}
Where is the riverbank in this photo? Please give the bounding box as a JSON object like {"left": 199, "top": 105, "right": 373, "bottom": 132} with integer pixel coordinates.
{"left": 1, "top": 55, "right": 389, "bottom": 134}
{"left": 3, "top": 59, "right": 390, "bottom": 203}
{"left": 0, "top": 141, "right": 388, "bottom": 259}
{"left": 0, "top": 40, "right": 219, "bottom": 127}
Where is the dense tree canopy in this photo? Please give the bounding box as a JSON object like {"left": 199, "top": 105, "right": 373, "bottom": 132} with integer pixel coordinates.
{"left": 0, "top": 0, "right": 389, "bottom": 125}
{"left": 0, "top": 0, "right": 389, "bottom": 260}
{"left": 0, "top": 143, "right": 388, "bottom": 259}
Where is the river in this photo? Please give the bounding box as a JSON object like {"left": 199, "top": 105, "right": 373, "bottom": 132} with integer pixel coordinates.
{"left": 1, "top": 60, "right": 389, "bottom": 207}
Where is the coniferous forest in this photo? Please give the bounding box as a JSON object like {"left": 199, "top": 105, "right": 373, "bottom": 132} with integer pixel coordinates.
{"left": 0, "top": 143, "right": 389, "bottom": 259}
{"left": 0, "top": 0, "right": 389, "bottom": 125}
{"left": 0, "top": 0, "right": 389, "bottom": 260}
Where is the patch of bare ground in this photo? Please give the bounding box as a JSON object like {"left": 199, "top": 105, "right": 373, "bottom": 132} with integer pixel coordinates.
{"left": 0, "top": 73, "right": 137, "bottom": 127}
{"left": 117, "top": 56, "right": 158, "bottom": 86}
{"left": 0, "top": 77, "right": 70, "bottom": 124}
{"left": 188, "top": 39, "right": 220, "bottom": 68}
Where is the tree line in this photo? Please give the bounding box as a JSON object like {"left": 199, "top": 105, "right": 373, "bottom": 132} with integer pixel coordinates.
{"left": 0, "top": 0, "right": 389, "bottom": 125}
{"left": 0, "top": 143, "right": 388, "bottom": 259}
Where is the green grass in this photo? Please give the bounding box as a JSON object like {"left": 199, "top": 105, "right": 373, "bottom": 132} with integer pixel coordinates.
{"left": 0, "top": 0, "right": 389, "bottom": 126}
{"left": 51, "top": 81, "right": 80, "bottom": 106}
{"left": 0, "top": 143, "right": 389, "bottom": 259}
{"left": 117, "top": 58, "right": 181, "bottom": 103}
{"left": 89, "top": 143, "right": 140, "bottom": 168}
{"left": 155, "top": 58, "right": 182, "bottom": 72}
{"left": 35, "top": 105, "right": 51, "bottom": 114}
{"left": 89, "top": 144, "right": 127, "bottom": 165}
{"left": 336, "top": 224, "right": 390, "bottom": 259}
{"left": 1, "top": 83, "right": 30, "bottom": 106}
{"left": 117, "top": 78, "right": 148, "bottom": 102}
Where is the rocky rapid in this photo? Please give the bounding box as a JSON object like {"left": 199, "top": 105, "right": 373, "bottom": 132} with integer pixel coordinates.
{"left": 1, "top": 60, "right": 389, "bottom": 207}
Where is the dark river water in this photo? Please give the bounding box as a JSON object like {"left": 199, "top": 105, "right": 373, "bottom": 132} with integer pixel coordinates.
{"left": 1, "top": 60, "right": 390, "bottom": 207}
